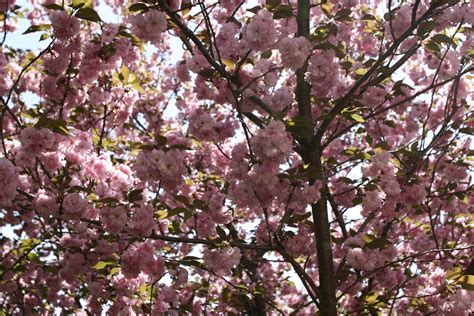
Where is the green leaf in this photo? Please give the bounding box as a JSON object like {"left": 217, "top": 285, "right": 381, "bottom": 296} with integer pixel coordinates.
{"left": 35, "top": 117, "right": 71, "bottom": 136}
{"left": 361, "top": 13, "right": 376, "bottom": 20}
{"left": 70, "top": 0, "right": 92, "bottom": 9}
{"left": 222, "top": 59, "right": 235, "bottom": 70}
{"left": 334, "top": 8, "right": 352, "bottom": 22}
{"left": 155, "top": 135, "right": 167, "bottom": 146}
{"left": 92, "top": 261, "right": 111, "bottom": 270}
{"left": 383, "top": 119, "right": 397, "bottom": 128}
{"left": 121, "top": 64, "right": 130, "bottom": 82}
{"left": 265, "top": 0, "right": 281, "bottom": 10}
{"left": 312, "top": 23, "right": 338, "bottom": 42}
{"left": 161, "top": 207, "right": 188, "bottom": 219}
{"left": 96, "top": 197, "right": 120, "bottom": 205}
{"left": 19, "top": 238, "right": 41, "bottom": 253}
{"left": 282, "top": 212, "right": 312, "bottom": 226}
{"left": 321, "top": 0, "right": 333, "bottom": 17}
{"left": 355, "top": 68, "right": 367, "bottom": 75}
{"left": 109, "top": 267, "right": 121, "bottom": 276}
{"left": 42, "top": 3, "right": 64, "bottom": 10}
{"left": 23, "top": 24, "right": 51, "bottom": 34}
{"left": 174, "top": 194, "right": 190, "bottom": 206}
{"left": 40, "top": 33, "right": 50, "bottom": 41}
{"left": 216, "top": 226, "right": 227, "bottom": 239}
{"left": 446, "top": 267, "right": 463, "bottom": 280}
{"left": 156, "top": 209, "right": 168, "bottom": 219}
{"left": 430, "top": 34, "right": 456, "bottom": 46}
{"left": 180, "top": 0, "right": 192, "bottom": 16}
{"left": 193, "top": 199, "right": 208, "bottom": 210}
{"left": 68, "top": 185, "right": 90, "bottom": 193}
{"left": 137, "top": 283, "right": 152, "bottom": 298}
{"left": 285, "top": 116, "right": 313, "bottom": 138}
{"left": 75, "top": 7, "right": 101, "bottom": 22}
{"left": 130, "top": 79, "right": 145, "bottom": 93}
{"left": 425, "top": 40, "right": 441, "bottom": 56}
{"left": 247, "top": 5, "right": 262, "bottom": 14}
{"left": 352, "top": 197, "right": 363, "bottom": 208}
{"left": 180, "top": 258, "right": 204, "bottom": 268}
{"left": 128, "top": 189, "right": 143, "bottom": 202}
{"left": 455, "top": 274, "right": 474, "bottom": 291}
{"left": 362, "top": 234, "right": 390, "bottom": 249}
{"left": 366, "top": 134, "right": 373, "bottom": 145}
{"left": 417, "top": 20, "right": 435, "bottom": 37}
{"left": 350, "top": 113, "right": 365, "bottom": 123}
{"left": 128, "top": 2, "right": 148, "bottom": 12}
{"left": 261, "top": 50, "right": 272, "bottom": 59}
{"left": 459, "top": 127, "right": 474, "bottom": 135}
{"left": 273, "top": 5, "right": 293, "bottom": 19}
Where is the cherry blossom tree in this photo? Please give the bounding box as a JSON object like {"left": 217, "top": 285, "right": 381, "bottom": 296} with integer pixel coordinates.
{"left": 1, "top": 0, "right": 474, "bottom": 314}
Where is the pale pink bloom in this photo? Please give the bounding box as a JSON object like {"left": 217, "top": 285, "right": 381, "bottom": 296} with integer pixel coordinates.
{"left": 278, "top": 37, "right": 312, "bottom": 70}
{"left": 0, "top": 158, "right": 19, "bottom": 207}
{"left": 130, "top": 10, "right": 167, "bottom": 44}
{"left": 243, "top": 10, "right": 277, "bottom": 51}
{"left": 50, "top": 11, "right": 80, "bottom": 40}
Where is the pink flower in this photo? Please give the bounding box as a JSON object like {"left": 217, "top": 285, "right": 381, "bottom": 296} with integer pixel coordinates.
{"left": 62, "top": 193, "right": 89, "bottom": 219}
{"left": 130, "top": 10, "right": 167, "bottom": 44}
{"left": 134, "top": 149, "right": 187, "bottom": 189}
{"left": 121, "top": 241, "right": 163, "bottom": 279}
{"left": 216, "top": 22, "right": 242, "bottom": 60}
{"left": 20, "top": 127, "right": 56, "bottom": 156}
{"left": 100, "top": 206, "right": 128, "bottom": 235}
{"left": 363, "top": 190, "right": 384, "bottom": 213}
{"left": 243, "top": 10, "right": 277, "bottom": 51}
{"left": 203, "top": 246, "right": 241, "bottom": 276}
{"left": 0, "top": 158, "right": 19, "bottom": 207}
{"left": 50, "top": 11, "right": 80, "bottom": 40}
{"left": 361, "top": 86, "right": 387, "bottom": 108}
{"left": 128, "top": 204, "right": 155, "bottom": 237}
{"left": 278, "top": 37, "right": 312, "bottom": 71}
{"left": 269, "top": 87, "right": 293, "bottom": 112}
{"left": 251, "top": 121, "right": 292, "bottom": 162}
{"left": 285, "top": 224, "right": 315, "bottom": 257}
{"left": 346, "top": 248, "right": 377, "bottom": 271}
{"left": 34, "top": 190, "right": 59, "bottom": 217}
{"left": 101, "top": 23, "right": 120, "bottom": 44}
{"left": 187, "top": 109, "right": 218, "bottom": 141}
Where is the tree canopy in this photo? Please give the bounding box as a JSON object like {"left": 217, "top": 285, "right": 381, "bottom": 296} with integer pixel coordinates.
{"left": 0, "top": 0, "right": 473, "bottom": 314}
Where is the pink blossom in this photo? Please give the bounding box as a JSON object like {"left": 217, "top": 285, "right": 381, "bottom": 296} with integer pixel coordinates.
{"left": 100, "top": 206, "right": 128, "bottom": 235}
{"left": 285, "top": 224, "right": 315, "bottom": 257}
{"left": 34, "top": 190, "right": 59, "bottom": 217}
{"left": 101, "top": 23, "right": 120, "bottom": 44}
{"left": 134, "top": 149, "right": 187, "bottom": 189}
{"left": 20, "top": 127, "right": 56, "bottom": 156}
{"left": 62, "top": 193, "right": 89, "bottom": 219}
{"left": 128, "top": 204, "right": 155, "bottom": 236}
{"left": 0, "top": 158, "right": 19, "bottom": 207}
{"left": 130, "top": 10, "right": 167, "bottom": 44}
{"left": 346, "top": 248, "right": 377, "bottom": 271}
{"left": 363, "top": 190, "right": 384, "bottom": 213}
{"left": 278, "top": 37, "right": 312, "bottom": 71}
{"left": 50, "top": 11, "right": 80, "bottom": 40}
{"left": 243, "top": 10, "right": 277, "bottom": 51}
{"left": 251, "top": 121, "right": 292, "bottom": 162}
{"left": 203, "top": 246, "right": 241, "bottom": 276}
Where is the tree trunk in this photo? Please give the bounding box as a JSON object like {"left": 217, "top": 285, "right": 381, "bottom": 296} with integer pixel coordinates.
{"left": 296, "top": 0, "right": 337, "bottom": 314}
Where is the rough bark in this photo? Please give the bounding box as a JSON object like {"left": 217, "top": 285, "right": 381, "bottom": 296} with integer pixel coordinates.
{"left": 296, "top": 1, "right": 337, "bottom": 314}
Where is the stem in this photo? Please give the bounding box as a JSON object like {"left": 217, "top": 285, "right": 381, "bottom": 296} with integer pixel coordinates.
{"left": 296, "top": 0, "right": 336, "bottom": 314}
{"left": 296, "top": 0, "right": 312, "bottom": 147}
{"left": 311, "top": 159, "right": 337, "bottom": 315}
